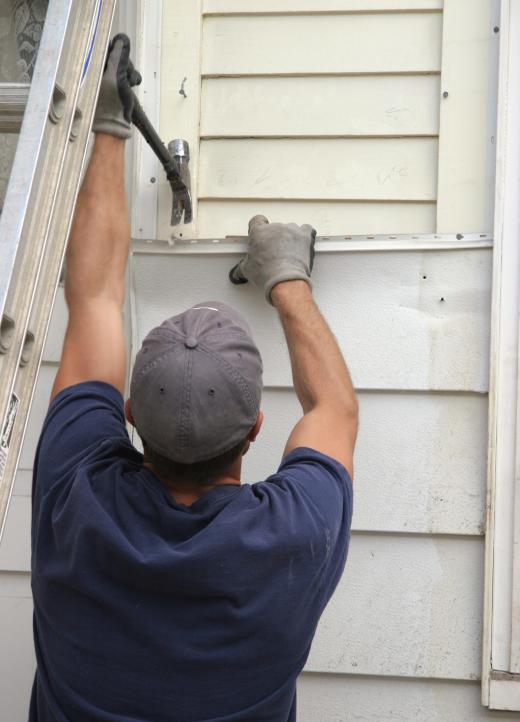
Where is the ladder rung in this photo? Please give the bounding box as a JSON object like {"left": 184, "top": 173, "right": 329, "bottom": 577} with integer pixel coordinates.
{"left": 0, "top": 83, "right": 30, "bottom": 133}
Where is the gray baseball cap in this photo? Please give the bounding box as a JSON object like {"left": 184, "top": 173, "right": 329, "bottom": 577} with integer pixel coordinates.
{"left": 130, "top": 302, "right": 263, "bottom": 463}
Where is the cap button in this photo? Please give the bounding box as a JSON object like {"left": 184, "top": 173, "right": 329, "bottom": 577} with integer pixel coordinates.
{"left": 185, "top": 336, "right": 198, "bottom": 349}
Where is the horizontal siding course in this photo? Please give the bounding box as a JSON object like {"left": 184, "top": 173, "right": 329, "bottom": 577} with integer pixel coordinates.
{"left": 199, "top": 138, "right": 438, "bottom": 201}
{"left": 307, "top": 534, "right": 484, "bottom": 680}
{"left": 131, "top": 249, "right": 491, "bottom": 392}
{"left": 0, "top": 530, "right": 483, "bottom": 680}
{"left": 201, "top": 76, "right": 440, "bottom": 138}
{"left": 297, "top": 673, "right": 520, "bottom": 721}
{"left": 197, "top": 200, "right": 437, "bottom": 237}
{"left": 204, "top": 0, "right": 443, "bottom": 12}
{"left": 6, "top": 381, "right": 487, "bottom": 540}
{"left": 244, "top": 389, "right": 487, "bottom": 535}
{"left": 0, "top": 573, "right": 34, "bottom": 722}
{"left": 42, "top": 288, "right": 67, "bottom": 363}
{"left": 202, "top": 14, "right": 442, "bottom": 76}
{"left": 0, "top": 497, "right": 31, "bottom": 571}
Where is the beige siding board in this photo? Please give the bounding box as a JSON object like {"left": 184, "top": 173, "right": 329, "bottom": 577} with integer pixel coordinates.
{"left": 201, "top": 76, "right": 440, "bottom": 138}
{"left": 202, "top": 14, "right": 442, "bottom": 76}
{"left": 198, "top": 200, "right": 436, "bottom": 236}
{"left": 307, "top": 534, "right": 483, "bottom": 680}
{"left": 243, "top": 390, "right": 487, "bottom": 535}
{"left": 199, "top": 139, "right": 438, "bottom": 201}
{"left": 204, "top": 0, "right": 443, "bottom": 13}
{"left": 158, "top": 0, "right": 202, "bottom": 240}
{"left": 0, "top": 574, "right": 35, "bottom": 722}
{"left": 131, "top": 248, "right": 491, "bottom": 391}
{"left": 436, "top": 0, "right": 498, "bottom": 232}
{"left": 297, "top": 674, "right": 520, "bottom": 722}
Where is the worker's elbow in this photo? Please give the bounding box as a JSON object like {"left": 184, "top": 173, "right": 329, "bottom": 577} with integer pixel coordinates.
{"left": 339, "top": 392, "right": 359, "bottom": 423}
{"left": 327, "top": 394, "right": 359, "bottom": 427}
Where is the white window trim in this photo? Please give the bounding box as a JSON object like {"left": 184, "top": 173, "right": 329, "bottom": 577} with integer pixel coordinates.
{"left": 483, "top": 0, "right": 520, "bottom": 711}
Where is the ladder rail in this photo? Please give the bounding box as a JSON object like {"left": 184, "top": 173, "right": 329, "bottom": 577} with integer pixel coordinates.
{"left": 0, "top": 0, "right": 118, "bottom": 540}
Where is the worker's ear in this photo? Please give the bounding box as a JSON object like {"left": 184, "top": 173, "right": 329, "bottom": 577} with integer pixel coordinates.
{"left": 124, "top": 398, "right": 136, "bottom": 427}
{"left": 249, "top": 411, "right": 264, "bottom": 443}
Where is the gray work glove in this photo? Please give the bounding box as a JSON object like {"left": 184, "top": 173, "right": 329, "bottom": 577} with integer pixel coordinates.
{"left": 92, "top": 33, "right": 142, "bottom": 139}
{"left": 229, "top": 216, "right": 317, "bottom": 304}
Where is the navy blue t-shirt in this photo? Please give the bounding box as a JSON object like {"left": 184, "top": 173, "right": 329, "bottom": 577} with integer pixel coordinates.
{"left": 30, "top": 381, "right": 353, "bottom": 722}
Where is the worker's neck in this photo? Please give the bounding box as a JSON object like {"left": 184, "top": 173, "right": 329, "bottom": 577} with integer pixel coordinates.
{"left": 144, "top": 460, "right": 242, "bottom": 507}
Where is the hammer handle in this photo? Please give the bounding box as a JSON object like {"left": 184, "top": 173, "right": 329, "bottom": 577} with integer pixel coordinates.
{"left": 131, "top": 92, "right": 176, "bottom": 178}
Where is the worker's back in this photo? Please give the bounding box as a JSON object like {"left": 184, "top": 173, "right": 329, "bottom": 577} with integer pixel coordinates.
{"left": 29, "top": 381, "right": 352, "bottom": 722}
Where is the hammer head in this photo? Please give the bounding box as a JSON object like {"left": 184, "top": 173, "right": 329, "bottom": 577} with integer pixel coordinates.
{"left": 167, "top": 139, "right": 193, "bottom": 226}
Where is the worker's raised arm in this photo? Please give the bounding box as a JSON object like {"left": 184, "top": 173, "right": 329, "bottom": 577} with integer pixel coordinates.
{"left": 51, "top": 35, "right": 141, "bottom": 401}
{"left": 272, "top": 281, "right": 358, "bottom": 476}
{"left": 229, "top": 217, "right": 358, "bottom": 478}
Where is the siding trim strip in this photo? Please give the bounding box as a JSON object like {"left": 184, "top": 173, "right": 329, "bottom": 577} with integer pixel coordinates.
{"left": 132, "top": 234, "right": 492, "bottom": 256}
{"left": 202, "top": 10, "right": 444, "bottom": 17}
{"left": 436, "top": 0, "right": 499, "bottom": 232}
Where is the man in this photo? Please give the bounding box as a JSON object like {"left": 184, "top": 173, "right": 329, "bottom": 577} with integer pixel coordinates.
{"left": 30, "top": 35, "right": 358, "bottom": 721}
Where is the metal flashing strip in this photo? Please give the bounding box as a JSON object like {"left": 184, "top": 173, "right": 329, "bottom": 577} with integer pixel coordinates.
{"left": 132, "top": 232, "right": 493, "bottom": 255}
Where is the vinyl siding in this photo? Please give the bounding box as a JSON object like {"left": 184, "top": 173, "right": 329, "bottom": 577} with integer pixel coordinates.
{"left": 0, "top": 1, "right": 501, "bottom": 720}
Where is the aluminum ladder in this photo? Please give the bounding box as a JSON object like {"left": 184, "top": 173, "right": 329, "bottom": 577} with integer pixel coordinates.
{"left": 0, "top": 0, "right": 118, "bottom": 540}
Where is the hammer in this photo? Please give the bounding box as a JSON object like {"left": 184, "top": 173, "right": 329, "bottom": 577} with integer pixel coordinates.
{"left": 131, "top": 93, "right": 192, "bottom": 226}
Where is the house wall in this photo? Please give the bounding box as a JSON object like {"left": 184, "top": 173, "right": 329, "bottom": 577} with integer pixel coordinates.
{"left": 0, "top": 2, "right": 513, "bottom": 721}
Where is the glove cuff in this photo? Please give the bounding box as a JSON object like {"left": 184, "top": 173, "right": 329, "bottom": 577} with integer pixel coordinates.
{"left": 92, "top": 118, "right": 132, "bottom": 140}
{"left": 265, "top": 272, "right": 312, "bottom": 305}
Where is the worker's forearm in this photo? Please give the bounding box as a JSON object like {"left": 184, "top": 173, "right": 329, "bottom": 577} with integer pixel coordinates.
{"left": 65, "top": 134, "right": 129, "bottom": 309}
{"left": 271, "top": 281, "right": 358, "bottom": 417}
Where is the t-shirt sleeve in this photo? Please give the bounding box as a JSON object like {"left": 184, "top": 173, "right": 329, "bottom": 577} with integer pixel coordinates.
{"left": 34, "top": 381, "right": 131, "bottom": 493}
{"left": 257, "top": 447, "right": 354, "bottom": 604}
{"left": 275, "top": 447, "right": 353, "bottom": 534}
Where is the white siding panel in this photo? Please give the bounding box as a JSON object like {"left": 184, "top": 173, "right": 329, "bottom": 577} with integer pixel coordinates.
{"left": 0, "top": 386, "right": 487, "bottom": 571}
{"left": 0, "top": 533, "right": 484, "bottom": 680}
{"left": 18, "top": 364, "right": 55, "bottom": 471}
{"left": 42, "top": 287, "right": 128, "bottom": 364}
{"left": 204, "top": 0, "right": 443, "bottom": 13}
{"left": 0, "top": 497, "right": 31, "bottom": 572}
{"left": 197, "top": 200, "right": 437, "bottom": 236}
{"left": 0, "top": 573, "right": 34, "bottom": 722}
{"left": 131, "top": 248, "right": 491, "bottom": 392}
{"left": 42, "top": 287, "right": 67, "bottom": 363}
{"left": 14, "top": 470, "right": 33, "bottom": 498}
{"left": 202, "top": 14, "right": 442, "bottom": 76}
{"left": 297, "top": 674, "right": 520, "bottom": 722}
{"left": 201, "top": 76, "right": 440, "bottom": 137}
{"left": 199, "top": 139, "right": 437, "bottom": 201}
{"left": 243, "top": 390, "right": 487, "bottom": 535}
{"left": 307, "top": 534, "right": 483, "bottom": 680}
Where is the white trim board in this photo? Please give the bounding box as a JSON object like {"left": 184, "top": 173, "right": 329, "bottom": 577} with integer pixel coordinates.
{"left": 483, "top": 0, "right": 520, "bottom": 711}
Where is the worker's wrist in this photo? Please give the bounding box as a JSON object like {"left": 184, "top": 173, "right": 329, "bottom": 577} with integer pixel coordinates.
{"left": 93, "top": 133, "right": 126, "bottom": 148}
{"left": 271, "top": 279, "right": 313, "bottom": 308}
